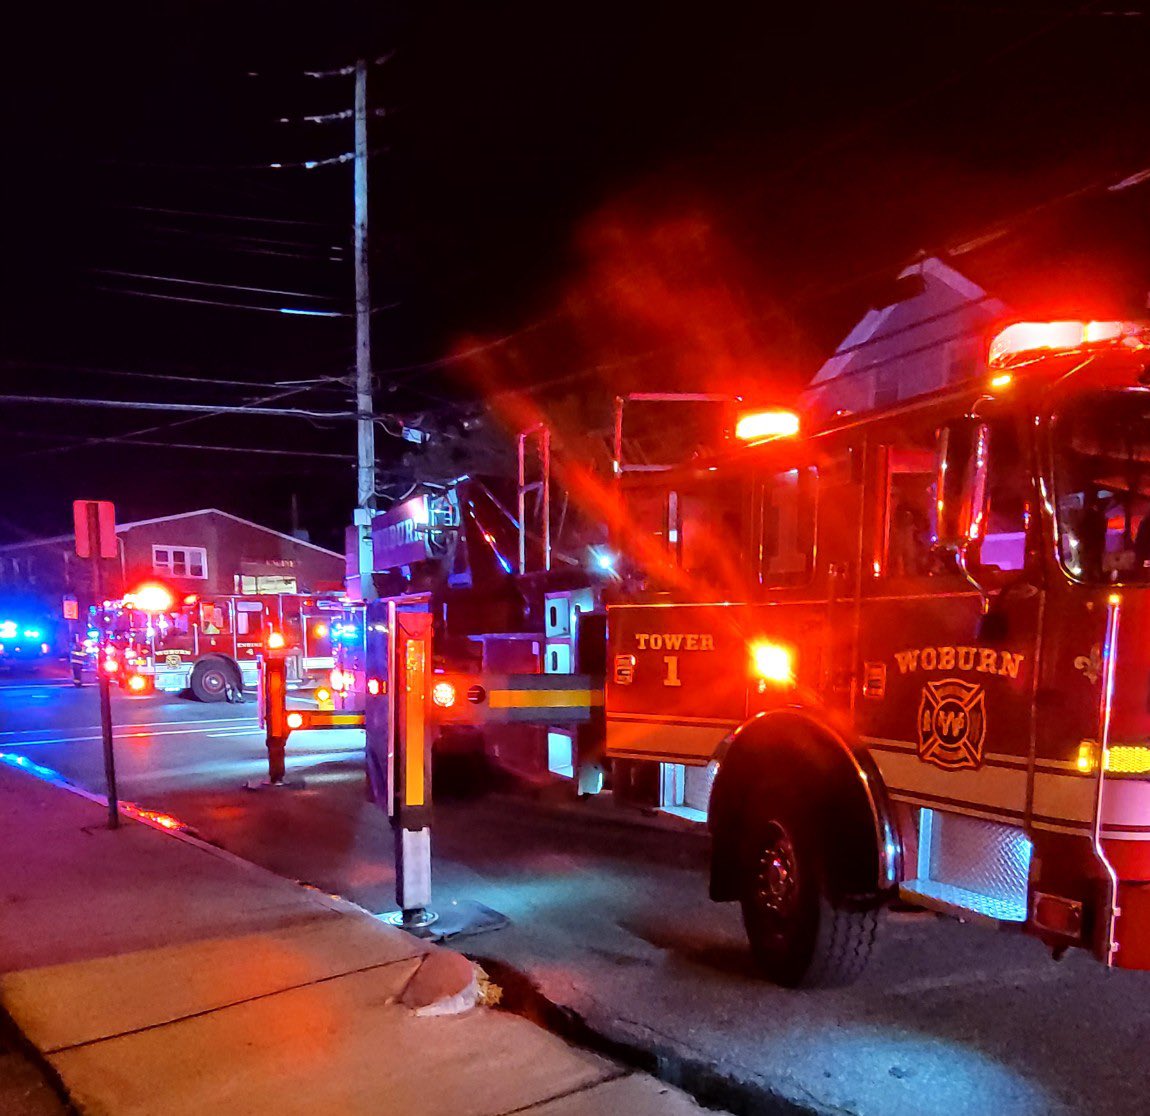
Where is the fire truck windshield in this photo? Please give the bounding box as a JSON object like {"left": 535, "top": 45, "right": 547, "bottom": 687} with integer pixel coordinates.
{"left": 1054, "top": 390, "right": 1150, "bottom": 584}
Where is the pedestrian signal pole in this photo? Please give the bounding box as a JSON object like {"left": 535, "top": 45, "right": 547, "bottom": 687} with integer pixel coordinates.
{"left": 393, "top": 609, "right": 434, "bottom": 927}
{"left": 73, "top": 500, "right": 120, "bottom": 829}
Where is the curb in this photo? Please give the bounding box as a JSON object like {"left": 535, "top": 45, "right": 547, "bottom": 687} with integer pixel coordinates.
{"left": 2, "top": 757, "right": 803, "bottom": 1114}
{"left": 0, "top": 1004, "right": 77, "bottom": 1116}
{"left": 472, "top": 956, "right": 820, "bottom": 1116}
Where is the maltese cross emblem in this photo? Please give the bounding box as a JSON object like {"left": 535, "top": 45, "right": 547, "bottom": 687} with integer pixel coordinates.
{"left": 917, "top": 678, "right": 986, "bottom": 771}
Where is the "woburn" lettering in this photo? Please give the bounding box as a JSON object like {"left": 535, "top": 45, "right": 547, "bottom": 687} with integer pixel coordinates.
{"left": 895, "top": 645, "right": 1025, "bottom": 679}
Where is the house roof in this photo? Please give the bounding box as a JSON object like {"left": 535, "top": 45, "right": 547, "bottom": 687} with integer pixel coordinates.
{"left": 804, "top": 172, "right": 1150, "bottom": 404}
{"left": 0, "top": 508, "right": 343, "bottom": 558}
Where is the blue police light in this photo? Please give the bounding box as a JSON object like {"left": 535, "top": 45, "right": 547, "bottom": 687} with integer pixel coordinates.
{"left": 23, "top": 629, "right": 40, "bottom": 640}
{"left": 0, "top": 621, "right": 16, "bottom": 639}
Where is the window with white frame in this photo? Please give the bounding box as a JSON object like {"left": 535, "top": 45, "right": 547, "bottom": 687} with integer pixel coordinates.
{"left": 152, "top": 545, "right": 208, "bottom": 579}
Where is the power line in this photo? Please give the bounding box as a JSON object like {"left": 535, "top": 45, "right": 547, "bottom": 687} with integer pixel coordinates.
{"left": 1, "top": 359, "right": 349, "bottom": 394}
{"left": 135, "top": 223, "right": 345, "bottom": 253}
{"left": 268, "top": 147, "right": 388, "bottom": 170}
{"left": 93, "top": 286, "right": 348, "bottom": 317}
{"left": 139, "top": 226, "right": 345, "bottom": 264}
{"left": 93, "top": 268, "right": 340, "bottom": 303}
{"left": 111, "top": 204, "right": 336, "bottom": 228}
{"left": 277, "top": 107, "right": 389, "bottom": 124}
{"left": 15, "top": 384, "right": 328, "bottom": 462}
{"left": 0, "top": 394, "right": 354, "bottom": 419}
{"left": 303, "top": 53, "right": 394, "bottom": 79}
{"left": 5, "top": 430, "right": 348, "bottom": 460}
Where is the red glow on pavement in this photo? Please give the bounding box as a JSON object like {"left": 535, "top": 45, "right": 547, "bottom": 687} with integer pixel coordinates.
{"left": 129, "top": 806, "right": 186, "bottom": 832}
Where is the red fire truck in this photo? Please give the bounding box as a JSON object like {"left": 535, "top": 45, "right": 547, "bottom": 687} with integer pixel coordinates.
{"left": 71, "top": 584, "right": 345, "bottom": 701}
{"left": 423, "top": 319, "right": 1150, "bottom": 987}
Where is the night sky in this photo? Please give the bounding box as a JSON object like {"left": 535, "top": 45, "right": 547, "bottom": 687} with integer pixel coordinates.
{"left": 3, "top": 1, "right": 1149, "bottom": 547}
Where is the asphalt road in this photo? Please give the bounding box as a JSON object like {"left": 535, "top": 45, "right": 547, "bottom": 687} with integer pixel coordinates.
{"left": 3, "top": 668, "right": 1150, "bottom": 1115}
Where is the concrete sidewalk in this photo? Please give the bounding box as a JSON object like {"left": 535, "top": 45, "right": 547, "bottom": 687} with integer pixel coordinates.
{"left": 0, "top": 761, "right": 716, "bottom": 1115}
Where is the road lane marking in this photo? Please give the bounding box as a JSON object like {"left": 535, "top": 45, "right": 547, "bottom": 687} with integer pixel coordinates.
{"left": 0, "top": 682, "right": 72, "bottom": 691}
{"left": 0, "top": 716, "right": 249, "bottom": 738}
{"left": 0, "top": 725, "right": 262, "bottom": 749}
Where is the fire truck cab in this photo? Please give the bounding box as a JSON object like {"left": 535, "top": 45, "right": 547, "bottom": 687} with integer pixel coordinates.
{"left": 72, "top": 587, "right": 344, "bottom": 701}
{"left": 606, "top": 320, "right": 1150, "bottom": 986}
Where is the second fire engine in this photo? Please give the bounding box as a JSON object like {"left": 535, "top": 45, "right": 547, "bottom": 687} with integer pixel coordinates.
{"left": 72, "top": 585, "right": 345, "bottom": 701}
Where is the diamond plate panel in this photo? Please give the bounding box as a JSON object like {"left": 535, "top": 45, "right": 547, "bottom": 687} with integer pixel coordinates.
{"left": 925, "top": 809, "right": 1032, "bottom": 907}
{"left": 902, "top": 878, "right": 1027, "bottom": 923}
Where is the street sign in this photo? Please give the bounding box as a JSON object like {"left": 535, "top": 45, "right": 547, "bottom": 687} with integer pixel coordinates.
{"left": 73, "top": 501, "right": 117, "bottom": 559}
{"left": 62, "top": 596, "right": 79, "bottom": 621}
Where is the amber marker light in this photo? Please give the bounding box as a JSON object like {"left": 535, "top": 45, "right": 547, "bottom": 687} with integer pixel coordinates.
{"left": 315, "top": 686, "right": 332, "bottom": 704}
{"left": 989, "top": 373, "right": 1013, "bottom": 390}
{"left": 749, "top": 639, "right": 795, "bottom": 686}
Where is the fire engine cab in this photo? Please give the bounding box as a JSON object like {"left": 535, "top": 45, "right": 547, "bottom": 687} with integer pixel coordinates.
{"left": 71, "top": 584, "right": 345, "bottom": 701}
{"left": 603, "top": 319, "right": 1150, "bottom": 985}
{"left": 371, "top": 320, "right": 1150, "bottom": 986}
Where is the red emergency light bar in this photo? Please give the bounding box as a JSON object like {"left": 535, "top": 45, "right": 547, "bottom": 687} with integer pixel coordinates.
{"left": 734, "top": 408, "right": 800, "bottom": 443}
{"left": 122, "top": 583, "right": 175, "bottom": 614}
{"left": 988, "top": 320, "right": 1149, "bottom": 370}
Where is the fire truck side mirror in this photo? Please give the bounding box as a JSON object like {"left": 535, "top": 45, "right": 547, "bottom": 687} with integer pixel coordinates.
{"left": 936, "top": 418, "right": 989, "bottom": 555}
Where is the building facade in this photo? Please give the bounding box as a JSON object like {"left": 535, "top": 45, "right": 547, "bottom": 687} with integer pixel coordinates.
{"left": 0, "top": 508, "right": 345, "bottom": 609}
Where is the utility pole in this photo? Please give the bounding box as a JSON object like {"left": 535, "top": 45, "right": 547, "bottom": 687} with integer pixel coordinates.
{"left": 353, "top": 57, "right": 377, "bottom": 600}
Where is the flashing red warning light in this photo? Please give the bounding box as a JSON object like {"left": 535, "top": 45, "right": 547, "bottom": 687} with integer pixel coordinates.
{"left": 988, "top": 320, "right": 1148, "bottom": 368}
{"left": 102, "top": 657, "right": 120, "bottom": 675}
{"left": 366, "top": 677, "right": 382, "bottom": 696}
{"left": 184, "top": 594, "right": 198, "bottom": 605}
{"left": 128, "top": 583, "right": 175, "bottom": 614}
{"left": 330, "top": 668, "right": 350, "bottom": 691}
{"left": 735, "top": 408, "right": 800, "bottom": 443}
{"left": 313, "top": 622, "right": 329, "bottom": 638}
{"left": 267, "top": 631, "right": 286, "bottom": 650}
{"left": 127, "top": 674, "right": 148, "bottom": 693}
{"left": 286, "top": 711, "right": 305, "bottom": 730}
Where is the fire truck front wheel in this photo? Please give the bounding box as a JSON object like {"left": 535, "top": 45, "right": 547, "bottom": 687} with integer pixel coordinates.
{"left": 740, "top": 801, "right": 878, "bottom": 988}
{"left": 190, "top": 657, "right": 238, "bottom": 703}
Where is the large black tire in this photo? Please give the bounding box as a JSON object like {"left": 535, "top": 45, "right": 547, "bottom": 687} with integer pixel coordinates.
{"left": 190, "top": 657, "right": 232, "bottom": 703}
{"left": 740, "top": 800, "right": 878, "bottom": 988}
